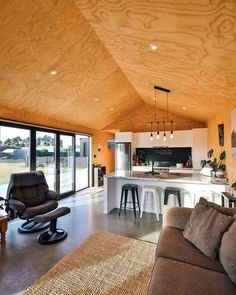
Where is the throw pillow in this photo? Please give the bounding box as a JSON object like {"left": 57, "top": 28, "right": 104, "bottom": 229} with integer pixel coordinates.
{"left": 220, "top": 221, "right": 236, "bottom": 284}
{"left": 183, "top": 203, "right": 233, "bottom": 259}
{"left": 199, "top": 197, "right": 236, "bottom": 216}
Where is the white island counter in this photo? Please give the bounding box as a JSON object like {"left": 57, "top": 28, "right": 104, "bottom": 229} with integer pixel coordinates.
{"left": 104, "top": 171, "right": 229, "bottom": 214}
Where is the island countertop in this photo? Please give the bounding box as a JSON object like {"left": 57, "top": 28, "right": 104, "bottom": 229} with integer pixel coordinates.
{"left": 105, "top": 171, "right": 228, "bottom": 186}
{"left": 104, "top": 171, "right": 229, "bottom": 214}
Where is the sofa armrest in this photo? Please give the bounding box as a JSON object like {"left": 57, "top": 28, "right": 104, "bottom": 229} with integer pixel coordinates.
{"left": 164, "top": 207, "right": 193, "bottom": 230}
{"left": 46, "top": 190, "right": 58, "bottom": 201}
{"left": 9, "top": 199, "right": 25, "bottom": 212}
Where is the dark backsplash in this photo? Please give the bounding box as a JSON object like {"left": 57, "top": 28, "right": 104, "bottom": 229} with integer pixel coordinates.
{"left": 136, "top": 147, "right": 192, "bottom": 166}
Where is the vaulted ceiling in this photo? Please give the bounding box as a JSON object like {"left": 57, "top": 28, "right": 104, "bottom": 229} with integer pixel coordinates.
{"left": 0, "top": 0, "right": 236, "bottom": 133}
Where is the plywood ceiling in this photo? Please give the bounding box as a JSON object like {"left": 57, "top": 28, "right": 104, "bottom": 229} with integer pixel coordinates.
{"left": 76, "top": 0, "right": 236, "bottom": 122}
{"left": 104, "top": 103, "right": 206, "bottom": 132}
{"left": 1, "top": 0, "right": 234, "bottom": 132}
{"left": 0, "top": 0, "right": 143, "bottom": 130}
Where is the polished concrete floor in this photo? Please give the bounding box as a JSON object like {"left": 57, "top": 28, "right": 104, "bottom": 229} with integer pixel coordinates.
{"left": 0, "top": 188, "right": 162, "bottom": 295}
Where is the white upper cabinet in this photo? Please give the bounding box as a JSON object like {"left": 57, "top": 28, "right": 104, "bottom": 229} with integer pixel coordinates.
{"left": 133, "top": 130, "right": 193, "bottom": 148}
{"left": 115, "top": 132, "right": 133, "bottom": 143}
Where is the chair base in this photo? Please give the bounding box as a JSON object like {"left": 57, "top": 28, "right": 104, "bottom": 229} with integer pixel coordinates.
{"left": 18, "top": 220, "right": 50, "bottom": 233}
{"left": 37, "top": 228, "right": 67, "bottom": 245}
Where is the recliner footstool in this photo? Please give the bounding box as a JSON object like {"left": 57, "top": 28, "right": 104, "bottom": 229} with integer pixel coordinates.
{"left": 34, "top": 207, "right": 71, "bottom": 245}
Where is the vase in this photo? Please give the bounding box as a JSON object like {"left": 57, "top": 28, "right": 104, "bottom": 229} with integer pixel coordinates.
{"left": 233, "top": 190, "right": 236, "bottom": 198}
{"left": 215, "top": 170, "right": 224, "bottom": 178}
{"left": 211, "top": 170, "right": 216, "bottom": 178}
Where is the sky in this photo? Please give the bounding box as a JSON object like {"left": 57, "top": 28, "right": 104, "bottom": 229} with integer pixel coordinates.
{"left": 0, "top": 126, "right": 29, "bottom": 142}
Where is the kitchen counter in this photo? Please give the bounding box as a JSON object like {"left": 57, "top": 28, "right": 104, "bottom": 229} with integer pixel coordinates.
{"left": 106, "top": 171, "right": 227, "bottom": 185}
{"left": 132, "top": 165, "right": 200, "bottom": 174}
{"left": 104, "top": 171, "right": 229, "bottom": 214}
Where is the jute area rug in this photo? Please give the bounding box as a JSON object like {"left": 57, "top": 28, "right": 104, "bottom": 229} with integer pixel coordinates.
{"left": 24, "top": 231, "right": 156, "bottom": 295}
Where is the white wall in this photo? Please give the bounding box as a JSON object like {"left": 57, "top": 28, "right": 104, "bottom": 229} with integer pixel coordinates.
{"left": 192, "top": 128, "right": 208, "bottom": 169}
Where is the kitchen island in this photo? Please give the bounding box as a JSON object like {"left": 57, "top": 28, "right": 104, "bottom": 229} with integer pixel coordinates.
{"left": 104, "top": 171, "right": 229, "bottom": 214}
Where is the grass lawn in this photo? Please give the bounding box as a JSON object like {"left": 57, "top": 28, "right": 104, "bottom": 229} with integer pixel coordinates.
{"left": 0, "top": 160, "right": 28, "bottom": 184}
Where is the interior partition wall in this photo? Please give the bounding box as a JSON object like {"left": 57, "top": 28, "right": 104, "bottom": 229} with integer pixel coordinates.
{"left": 0, "top": 121, "right": 90, "bottom": 199}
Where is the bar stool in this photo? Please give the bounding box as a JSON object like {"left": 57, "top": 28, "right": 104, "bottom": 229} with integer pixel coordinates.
{"left": 140, "top": 186, "right": 161, "bottom": 221}
{"left": 164, "top": 187, "right": 181, "bottom": 207}
{"left": 119, "top": 184, "right": 140, "bottom": 218}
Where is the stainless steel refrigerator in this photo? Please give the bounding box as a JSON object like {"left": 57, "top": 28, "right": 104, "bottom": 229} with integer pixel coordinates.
{"left": 115, "top": 143, "right": 131, "bottom": 171}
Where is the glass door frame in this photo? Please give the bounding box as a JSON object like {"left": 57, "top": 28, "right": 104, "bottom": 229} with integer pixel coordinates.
{"left": 0, "top": 120, "right": 90, "bottom": 199}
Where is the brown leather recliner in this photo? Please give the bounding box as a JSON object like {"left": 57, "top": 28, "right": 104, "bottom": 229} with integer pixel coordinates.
{"left": 5, "top": 171, "right": 58, "bottom": 233}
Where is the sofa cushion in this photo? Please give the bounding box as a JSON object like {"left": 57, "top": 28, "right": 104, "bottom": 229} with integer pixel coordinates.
{"left": 199, "top": 197, "right": 236, "bottom": 216}
{"left": 148, "top": 258, "right": 236, "bottom": 295}
{"left": 220, "top": 221, "right": 236, "bottom": 284}
{"left": 156, "top": 227, "right": 225, "bottom": 273}
{"left": 183, "top": 203, "right": 233, "bottom": 259}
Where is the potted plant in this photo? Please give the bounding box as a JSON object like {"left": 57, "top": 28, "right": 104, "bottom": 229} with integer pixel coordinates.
{"left": 215, "top": 151, "right": 226, "bottom": 178}
{"left": 200, "top": 149, "right": 226, "bottom": 178}
{"left": 231, "top": 181, "right": 236, "bottom": 198}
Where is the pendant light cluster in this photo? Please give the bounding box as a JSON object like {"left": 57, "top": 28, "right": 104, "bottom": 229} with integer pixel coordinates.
{"left": 150, "top": 85, "right": 174, "bottom": 142}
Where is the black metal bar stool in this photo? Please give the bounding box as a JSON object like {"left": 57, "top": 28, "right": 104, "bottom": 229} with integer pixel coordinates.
{"left": 119, "top": 184, "right": 140, "bottom": 218}
{"left": 164, "top": 187, "right": 181, "bottom": 207}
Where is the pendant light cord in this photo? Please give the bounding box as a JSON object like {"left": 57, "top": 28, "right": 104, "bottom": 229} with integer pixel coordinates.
{"left": 155, "top": 89, "right": 157, "bottom": 122}
{"left": 166, "top": 92, "right": 169, "bottom": 122}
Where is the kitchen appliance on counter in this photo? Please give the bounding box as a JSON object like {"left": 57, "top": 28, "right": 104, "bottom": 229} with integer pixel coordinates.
{"left": 176, "top": 163, "right": 183, "bottom": 169}
{"left": 115, "top": 142, "right": 131, "bottom": 171}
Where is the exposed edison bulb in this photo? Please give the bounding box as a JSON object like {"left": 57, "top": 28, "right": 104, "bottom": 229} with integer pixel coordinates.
{"left": 170, "top": 131, "right": 174, "bottom": 139}
{"left": 163, "top": 132, "right": 166, "bottom": 141}
{"left": 156, "top": 132, "right": 160, "bottom": 139}
{"left": 150, "top": 43, "right": 158, "bottom": 51}
{"left": 150, "top": 133, "right": 154, "bottom": 141}
{"left": 50, "top": 69, "right": 57, "bottom": 76}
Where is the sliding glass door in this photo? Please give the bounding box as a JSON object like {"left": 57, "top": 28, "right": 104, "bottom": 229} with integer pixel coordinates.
{"left": 75, "top": 135, "right": 89, "bottom": 190}
{"left": 0, "top": 121, "right": 90, "bottom": 199}
{"left": 36, "top": 131, "right": 56, "bottom": 191}
{"left": 60, "top": 135, "right": 74, "bottom": 194}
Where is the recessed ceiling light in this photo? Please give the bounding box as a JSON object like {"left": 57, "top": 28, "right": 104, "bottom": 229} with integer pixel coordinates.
{"left": 110, "top": 107, "right": 114, "bottom": 111}
{"left": 94, "top": 97, "right": 99, "bottom": 101}
{"left": 150, "top": 43, "right": 158, "bottom": 51}
{"left": 153, "top": 96, "right": 156, "bottom": 100}
{"left": 182, "top": 106, "right": 187, "bottom": 110}
{"left": 50, "top": 69, "right": 57, "bottom": 76}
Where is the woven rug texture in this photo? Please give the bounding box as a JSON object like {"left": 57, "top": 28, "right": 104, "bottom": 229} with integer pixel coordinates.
{"left": 24, "top": 231, "right": 156, "bottom": 295}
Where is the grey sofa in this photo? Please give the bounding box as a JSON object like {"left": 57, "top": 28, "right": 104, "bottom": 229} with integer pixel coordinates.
{"left": 148, "top": 207, "right": 236, "bottom": 295}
